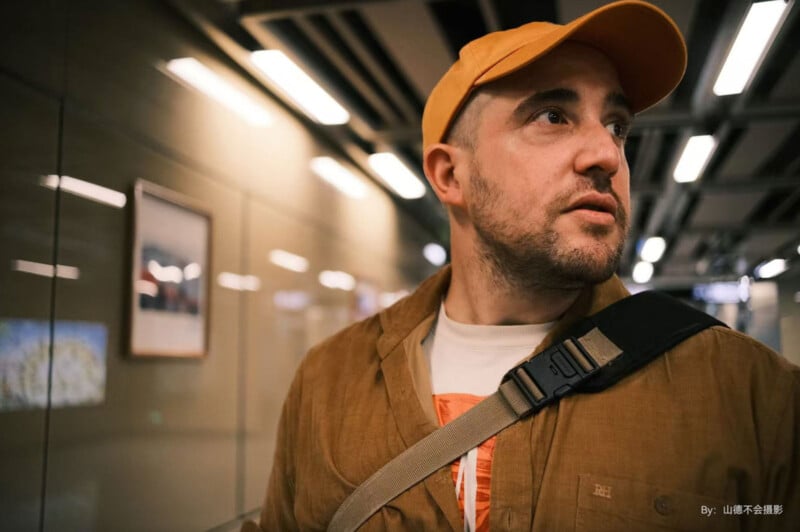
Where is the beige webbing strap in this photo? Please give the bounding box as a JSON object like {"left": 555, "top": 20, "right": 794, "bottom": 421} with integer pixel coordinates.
{"left": 328, "top": 383, "right": 525, "bottom": 532}
{"left": 328, "top": 328, "right": 622, "bottom": 532}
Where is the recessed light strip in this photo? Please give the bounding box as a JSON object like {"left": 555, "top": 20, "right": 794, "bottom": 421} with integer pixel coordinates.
{"left": 166, "top": 57, "right": 272, "bottom": 126}
{"left": 713, "top": 0, "right": 790, "bottom": 96}
{"left": 251, "top": 50, "right": 350, "bottom": 125}
{"left": 367, "top": 152, "right": 426, "bottom": 199}
{"left": 673, "top": 135, "right": 716, "bottom": 183}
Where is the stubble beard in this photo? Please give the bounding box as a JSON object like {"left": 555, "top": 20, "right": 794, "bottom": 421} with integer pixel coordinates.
{"left": 470, "top": 169, "right": 629, "bottom": 294}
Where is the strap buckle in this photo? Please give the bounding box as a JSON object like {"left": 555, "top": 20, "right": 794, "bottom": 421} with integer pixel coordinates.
{"left": 501, "top": 338, "right": 599, "bottom": 417}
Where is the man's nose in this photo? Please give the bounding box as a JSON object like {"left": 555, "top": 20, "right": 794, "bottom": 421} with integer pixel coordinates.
{"left": 573, "top": 123, "right": 622, "bottom": 183}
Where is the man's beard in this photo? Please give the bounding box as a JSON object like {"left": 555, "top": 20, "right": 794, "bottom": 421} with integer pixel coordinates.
{"left": 470, "top": 169, "right": 628, "bottom": 293}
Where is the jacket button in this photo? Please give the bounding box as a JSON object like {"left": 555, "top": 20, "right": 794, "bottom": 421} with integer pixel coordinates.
{"left": 654, "top": 495, "right": 674, "bottom": 515}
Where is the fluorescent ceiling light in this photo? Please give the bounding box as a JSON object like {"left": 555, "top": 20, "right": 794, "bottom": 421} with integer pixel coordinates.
{"left": 12, "top": 259, "right": 80, "bottom": 280}
{"left": 673, "top": 135, "right": 716, "bottom": 183}
{"left": 318, "top": 270, "right": 356, "bottom": 291}
{"left": 269, "top": 249, "right": 309, "bottom": 273}
{"left": 166, "top": 57, "right": 272, "bottom": 126}
{"left": 632, "top": 261, "right": 654, "bottom": 284}
{"left": 754, "top": 258, "right": 787, "bottom": 279}
{"left": 250, "top": 50, "right": 349, "bottom": 125}
{"left": 713, "top": 0, "right": 789, "bottom": 96}
{"left": 640, "top": 237, "right": 667, "bottom": 263}
{"left": 217, "top": 272, "right": 261, "bottom": 291}
{"left": 310, "top": 157, "right": 367, "bottom": 199}
{"left": 41, "top": 174, "right": 127, "bottom": 208}
{"left": 423, "top": 243, "right": 447, "bottom": 266}
{"left": 367, "top": 153, "right": 426, "bottom": 199}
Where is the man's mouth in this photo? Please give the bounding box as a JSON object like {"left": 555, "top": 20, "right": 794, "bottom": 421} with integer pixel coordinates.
{"left": 564, "top": 192, "right": 618, "bottom": 217}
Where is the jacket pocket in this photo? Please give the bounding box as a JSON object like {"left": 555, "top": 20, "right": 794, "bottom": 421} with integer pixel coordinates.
{"left": 575, "top": 474, "right": 738, "bottom": 532}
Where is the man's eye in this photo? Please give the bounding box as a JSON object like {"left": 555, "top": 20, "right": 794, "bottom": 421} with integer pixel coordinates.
{"left": 607, "top": 121, "right": 630, "bottom": 139}
{"left": 532, "top": 109, "right": 566, "bottom": 125}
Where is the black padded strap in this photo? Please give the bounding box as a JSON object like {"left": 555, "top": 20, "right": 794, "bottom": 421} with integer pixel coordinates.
{"left": 572, "top": 291, "right": 725, "bottom": 393}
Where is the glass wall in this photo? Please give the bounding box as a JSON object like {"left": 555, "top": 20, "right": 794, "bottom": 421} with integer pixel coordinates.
{"left": 0, "top": 1, "right": 439, "bottom": 530}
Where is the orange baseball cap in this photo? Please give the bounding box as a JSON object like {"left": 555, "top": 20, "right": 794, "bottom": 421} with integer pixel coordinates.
{"left": 422, "top": 0, "right": 687, "bottom": 150}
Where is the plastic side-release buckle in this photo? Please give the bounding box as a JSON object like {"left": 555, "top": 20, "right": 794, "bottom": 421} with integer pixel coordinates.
{"left": 501, "top": 338, "right": 599, "bottom": 417}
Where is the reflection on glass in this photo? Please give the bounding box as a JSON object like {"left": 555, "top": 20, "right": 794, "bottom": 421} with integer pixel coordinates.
{"left": 217, "top": 272, "right": 261, "bottom": 292}
{"left": 12, "top": 259, "right": 80, "bottom": 280}
{"left": 268, "top": 249, "right": 309, "bottom": 273}
{"left": 40, "top": 174, "right": 127, "bottom": 208}
{"left": 318, "top": 270, "right": 355, "bottom": 291}
{"left": 273, "top": 290, "right": 311, "bottom": 311}
{"left": 379, "top": 290, "right": 410, "bottom": 309}
{"left": 0, "top": 320, "right": 107, "bottom": 411}
{"left": 165, "top": 57, "right": 272, "bottom": 126}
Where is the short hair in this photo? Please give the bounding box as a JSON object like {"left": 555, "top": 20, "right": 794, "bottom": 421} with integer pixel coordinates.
{"left": 442, "top": 89, "right": 488, "bottom": 150}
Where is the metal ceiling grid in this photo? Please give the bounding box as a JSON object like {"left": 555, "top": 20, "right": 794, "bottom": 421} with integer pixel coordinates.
{"left": 172, "top": 0, "right": 800, "bottom": 288}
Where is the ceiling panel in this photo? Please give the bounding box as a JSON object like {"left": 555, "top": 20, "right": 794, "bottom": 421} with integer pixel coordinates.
{"left": 360, "top": 1, "right": 453, "bottom": 101}
{"left": 769, "top": 52, "right": 800, "bottom": 102}
{"left": 690, "top": 191, "right": 768, "bottom": 228}
{"left": 670, "top": 233, "right": 703, "bottom": 259}
{"left": 716, "top": 121, "right": 798, "bottom": 180}
{"left": 736, "top": 229, "right": 798, "bottom": 263}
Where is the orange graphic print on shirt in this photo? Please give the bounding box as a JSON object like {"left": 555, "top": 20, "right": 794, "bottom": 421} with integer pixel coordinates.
{"left": 433, "top": 393, "right": 495, "bottom": 532}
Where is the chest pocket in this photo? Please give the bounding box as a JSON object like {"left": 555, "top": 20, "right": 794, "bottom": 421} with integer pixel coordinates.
{"left": 575, "top": 474, "right": 739, "bottom": 532}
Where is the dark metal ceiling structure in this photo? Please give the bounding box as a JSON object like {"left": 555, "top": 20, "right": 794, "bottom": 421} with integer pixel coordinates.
{"left": 170, "top": 0, "right": 800, "bottom": 289}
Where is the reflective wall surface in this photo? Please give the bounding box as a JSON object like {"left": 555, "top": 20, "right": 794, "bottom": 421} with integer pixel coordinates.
{"left": 0, "top": 1, "right": 438, "bottom": 530}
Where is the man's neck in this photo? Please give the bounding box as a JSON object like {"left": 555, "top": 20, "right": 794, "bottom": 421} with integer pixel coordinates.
{"left": 443, "top": 258, "right": 581, "bottom": 325}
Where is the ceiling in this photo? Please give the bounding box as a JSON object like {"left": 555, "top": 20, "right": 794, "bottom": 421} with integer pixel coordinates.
{"left": 169, "top": 0, "right": 800, "bottom": 290}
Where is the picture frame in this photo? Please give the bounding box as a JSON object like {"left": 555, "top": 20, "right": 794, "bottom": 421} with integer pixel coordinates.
{"left": 130, "top": 179, "right": 211, "bottom": 358}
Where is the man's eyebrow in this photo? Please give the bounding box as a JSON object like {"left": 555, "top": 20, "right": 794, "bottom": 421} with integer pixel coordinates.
{"left": 511, "top": 88, "right": 579, "bottom": 122}
{"left": 606, "top": 91, "right": 633, "bottom": 116}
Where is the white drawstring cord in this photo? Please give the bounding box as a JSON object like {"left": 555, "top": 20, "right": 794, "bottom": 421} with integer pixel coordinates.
{"left": 453, "top": 448, "right": 478, "bottom": 532}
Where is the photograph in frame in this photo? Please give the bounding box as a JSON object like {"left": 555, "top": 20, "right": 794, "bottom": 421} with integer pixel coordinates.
{"left": 130, "top": 179, "right": 211, "bottom": 358}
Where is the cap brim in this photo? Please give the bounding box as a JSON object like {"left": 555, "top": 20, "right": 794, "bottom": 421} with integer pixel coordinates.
{"left": 476, "top": 1, "right": 687, "bottom": 113}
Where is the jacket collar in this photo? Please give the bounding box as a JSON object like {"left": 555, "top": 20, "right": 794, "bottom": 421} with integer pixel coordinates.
{"left": 376, "top": 265, "right": 630, "bottom": 359}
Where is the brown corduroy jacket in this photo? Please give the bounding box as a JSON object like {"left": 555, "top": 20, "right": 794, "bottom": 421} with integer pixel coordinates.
{"left": 253, "top": 267, "right": 799, "bottom": 531}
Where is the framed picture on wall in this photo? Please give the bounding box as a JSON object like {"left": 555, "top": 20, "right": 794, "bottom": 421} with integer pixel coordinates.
{"left": 130, "top": 179, "right": 211, "bottom": 358}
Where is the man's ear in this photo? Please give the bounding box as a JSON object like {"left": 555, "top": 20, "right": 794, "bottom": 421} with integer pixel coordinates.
{"left": 423, "top": 143, "right": 467, "bottom": 209}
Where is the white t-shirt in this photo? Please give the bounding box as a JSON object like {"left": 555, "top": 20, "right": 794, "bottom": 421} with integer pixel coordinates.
{"left": 423, "top": 302, "right": 554, "bottom": 531}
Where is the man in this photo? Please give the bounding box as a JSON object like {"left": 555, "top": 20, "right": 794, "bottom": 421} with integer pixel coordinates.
{"left": 251, "top": 1, "right": 799, "bottom": 530}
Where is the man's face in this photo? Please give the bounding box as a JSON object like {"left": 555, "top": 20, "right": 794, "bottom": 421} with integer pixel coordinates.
{"left": 461, "top": 42, "right": 632, "bottom": 291}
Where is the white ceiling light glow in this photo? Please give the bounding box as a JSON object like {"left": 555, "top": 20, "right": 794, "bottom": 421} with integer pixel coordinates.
{"left": 250, "top": 50, "right": 349, "bottom": 125}
{"left": 12, "top": 259, "right": 80, "bottom": 280}
{"left": 217, "top": 272, "right": 261, "bottom": 291}
{"left": 423, "top": 243, "right": 447, "bottom": 266}
{"left": 640, "top": 236, "right": 667, "bottom": 263}
{"left": 310, "top": 157, "right": 368, "bottom": 199}
{"left": 166, "top": 57, "right": 272, "bottom": 126}
{"left": 367, "top": 152, "right": 426, "bottom": 199}
{"left": 632, "top": 261, "right": 654, "bottom": 284}
{"left": 318, "top": 270, "right": 356, "bottom": 291}
{"left": 673, "top": 135, "right": 716, "bottom": 183}
{"left": 269, "top": 249, "right": 309, "bottom": 273}
{"left": 713, "top": 0, "right": 789, "bottom": 96}
{"left": 41, "top": 175, "right": 127, "bottom": 208}
{"left": 754, "top": 258, "right": 788, "bottom": 279}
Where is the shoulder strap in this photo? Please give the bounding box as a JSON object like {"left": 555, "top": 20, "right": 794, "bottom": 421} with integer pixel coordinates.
{"left": 328, "top": 291, "right": 724, "bottom": 532}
